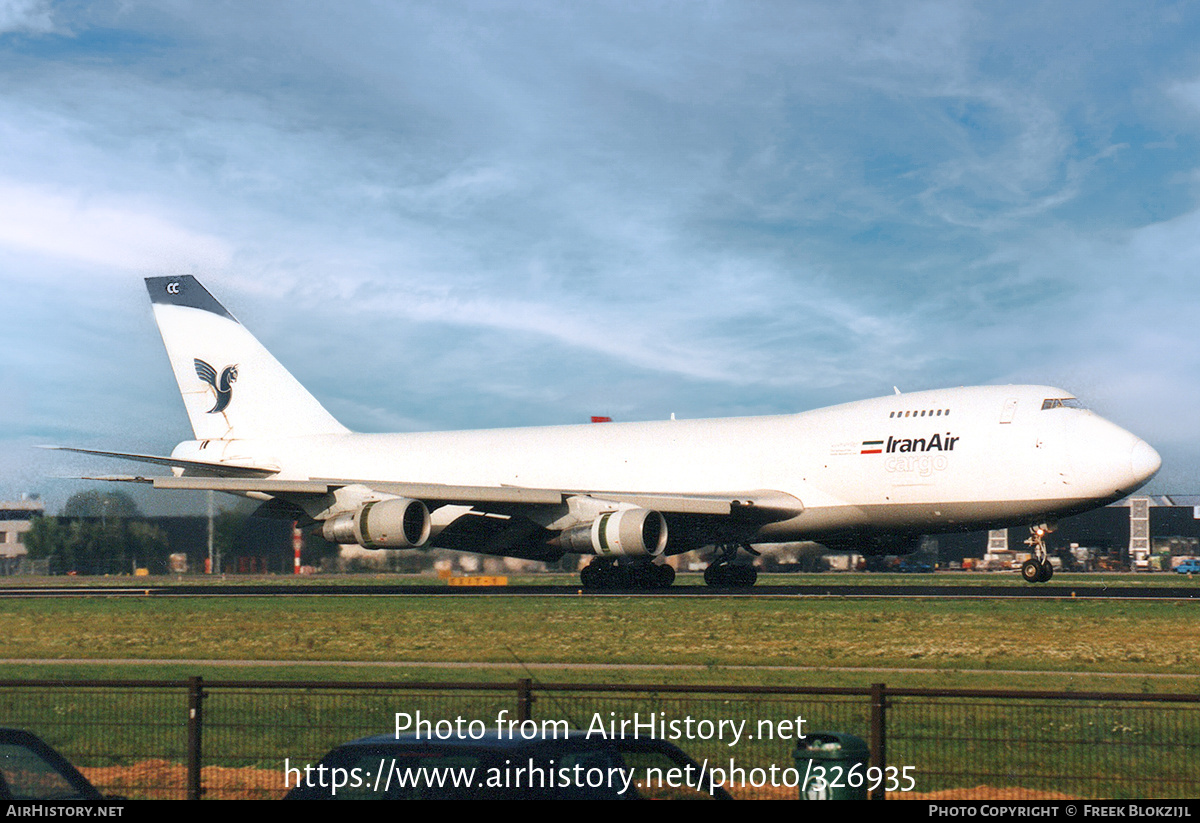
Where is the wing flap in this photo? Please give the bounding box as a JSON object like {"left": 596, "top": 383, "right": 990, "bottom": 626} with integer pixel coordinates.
{"left": 570, "top": 490, "right": 803, "bottom": 521}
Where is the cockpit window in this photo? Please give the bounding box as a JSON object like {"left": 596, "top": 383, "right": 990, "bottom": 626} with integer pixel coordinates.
{"left": 1041, "top": 398, "right": 1085, "bottom": 410}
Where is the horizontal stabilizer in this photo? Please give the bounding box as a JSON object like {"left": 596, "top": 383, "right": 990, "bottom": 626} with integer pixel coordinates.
{"left": 44, "top": 446, "right": 279, "bottom": 478}
{"left": 69, "top": 475, "right": 155, "bottom": 484}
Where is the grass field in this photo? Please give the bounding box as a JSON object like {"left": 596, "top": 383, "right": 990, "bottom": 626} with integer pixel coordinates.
{"left": 3, "top": 573, "right": 1198, "bottom": 800}
{"left": 2, "top": 573, "right": 1197, "bottom": 693}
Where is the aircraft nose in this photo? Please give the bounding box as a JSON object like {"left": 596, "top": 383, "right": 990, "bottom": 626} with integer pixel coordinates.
{"left": 1130, "top": 438, "right": 1162, "bottom": 486}
{"left": 1065, "top": 415, "right": 1159, "bottom": 497}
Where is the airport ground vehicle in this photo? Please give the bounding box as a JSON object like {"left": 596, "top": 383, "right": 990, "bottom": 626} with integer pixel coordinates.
{"left": 0, "top": 728, "right": 108, "bottom": 801}
{"left": 283, "top": 730, "right": 732, "bottom": 800}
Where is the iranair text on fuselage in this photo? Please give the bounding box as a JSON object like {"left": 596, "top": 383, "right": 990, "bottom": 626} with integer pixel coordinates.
{"left": 862, "top": 431, "right": 960, "bottom": 477}
{"left": 883, "top": 432, "right": 960, "bottom": 453}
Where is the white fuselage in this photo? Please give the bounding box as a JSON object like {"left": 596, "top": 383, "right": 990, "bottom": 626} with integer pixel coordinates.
{"left": 173, "top": 383, "right": 1160, "bottom": 544}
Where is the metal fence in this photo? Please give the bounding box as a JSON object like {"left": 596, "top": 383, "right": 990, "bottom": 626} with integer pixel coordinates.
{"left": 1, "top": 679, "right": 1196, "bottom": 800}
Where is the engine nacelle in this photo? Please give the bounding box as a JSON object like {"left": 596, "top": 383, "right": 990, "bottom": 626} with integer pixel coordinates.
{"left": 322, "top": 497, "right": 431, "bottom": 549}
{"left": 554, "top": 508, "right": 668, "bottom": 557}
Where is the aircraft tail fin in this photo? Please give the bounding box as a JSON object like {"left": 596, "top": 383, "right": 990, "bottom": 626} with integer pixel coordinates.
{"left": 145, "top": 276, "right": 350, "bottom": 441}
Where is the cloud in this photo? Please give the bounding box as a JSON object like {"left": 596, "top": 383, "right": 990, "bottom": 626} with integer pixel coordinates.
{"left": 0, "top": 180, "right": 231, "bottom": 272}
{"left": 3, "top": 1, "right": 1200, "bottom": 506}
{"left": 0, "top": 0, "right": 55, "bottom": 34}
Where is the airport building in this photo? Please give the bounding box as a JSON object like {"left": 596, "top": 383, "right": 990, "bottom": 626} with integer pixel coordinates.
{"left": 938, "top": 495, "right": 1200, "bottom": 572}
{"left": 0, "top": 511, "right": 296, "bottom": 576}
{"left": 0, "top": 499, "right": 45, "bottom": 574}
{"left": 4, "top": 494, "right": 1198, "bottom": 575}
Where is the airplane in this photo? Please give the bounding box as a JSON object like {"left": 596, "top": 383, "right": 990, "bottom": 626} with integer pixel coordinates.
{"left": 56, "top": 275, "right": 1162, "bottom": 587}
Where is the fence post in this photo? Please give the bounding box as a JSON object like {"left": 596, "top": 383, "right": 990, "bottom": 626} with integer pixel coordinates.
{"left": 869, "top": 682, "right": 887, "bottom": 801}
{"left": 517, "top": 678, "right": 534, "bottom": 722}
{"left": 186, "top": 676, "right": 205, "bottom": 800}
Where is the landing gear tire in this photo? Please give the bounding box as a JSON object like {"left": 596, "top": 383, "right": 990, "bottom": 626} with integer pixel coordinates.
{"left": 580, "top": 562, "right": 605, "bottom": 589}
{"left": 732, "top": 565, "right": 757, "bottom": 586}
{"left": 1021, "top": 559, "right": 1042, "bottom": 584}
{"left": 703, "top": 542, "right": 758, "bottom": 588}
{"left": 653, "top": 563, "right": 676, "bottom": 588}
{"left": 704, "top": 562, "right": 757, "bottom": 588}
{"left": 703, "top": 564, "right": 721, "bottom": 586}
{"left": 1022, "top": 524, "right": 1056, "bottom": 584}
{"left": 580, "top": 559, "right": 674, "bottom": 590}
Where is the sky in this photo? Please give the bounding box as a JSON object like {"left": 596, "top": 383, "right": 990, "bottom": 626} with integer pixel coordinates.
{"left": 2, "top": 0, "right": 1198, "bottom": 514}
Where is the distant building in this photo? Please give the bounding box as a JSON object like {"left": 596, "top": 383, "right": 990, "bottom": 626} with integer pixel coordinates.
{"left": 938, "top": 495, "right": 1200, "bottom": 571}
{"left": 1, "top": 510, "right": 295, "bottom": 576}
{"left": 0, "top": 499, "right": 45, "bottom": 573}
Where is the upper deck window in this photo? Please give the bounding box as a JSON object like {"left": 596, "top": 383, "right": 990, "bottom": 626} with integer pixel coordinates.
{"left": 890, "top": 408, "right": 950, "bottom": 419}
{"left": 1041, "top": 398, "right": 1085, "bottom": 410}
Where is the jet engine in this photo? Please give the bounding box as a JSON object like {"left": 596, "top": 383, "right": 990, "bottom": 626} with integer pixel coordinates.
{"left": 322, "top": 497, "right": 432, "bottom": 549}
{"left": 552, "top": 508, "right": 668, "bottom": 557}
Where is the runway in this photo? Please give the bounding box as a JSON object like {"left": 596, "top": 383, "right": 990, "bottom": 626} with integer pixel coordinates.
{"left": 0, "top": 582, "right": 1197, "bottom": 599}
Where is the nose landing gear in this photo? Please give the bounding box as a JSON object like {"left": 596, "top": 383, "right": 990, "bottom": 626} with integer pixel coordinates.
{"left": 1021, "top": 525, "right": 1055, "bottom": 583}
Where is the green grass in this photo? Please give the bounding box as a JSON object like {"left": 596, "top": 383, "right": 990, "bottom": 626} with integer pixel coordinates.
{"left": 1, "top": 593, "right": 1197, "bottom": 688}
{"left": 2, "top": 583, "right": 1198, "bottom": 800}
{"left": 3, "top": 662, "right": 1194, "bottom": 800}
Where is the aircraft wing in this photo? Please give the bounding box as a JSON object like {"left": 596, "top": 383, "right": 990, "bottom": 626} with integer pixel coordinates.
{"left": 88, "top": 473, "right": 803, "bottom": 522}
{"left": 57, "top": 444, "right": 803, "bottom": 564}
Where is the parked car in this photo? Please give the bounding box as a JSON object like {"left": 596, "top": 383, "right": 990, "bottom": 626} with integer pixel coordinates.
{"left": 0, "top": 728, "right": 108, "bottom": 801}
{"left": 284, "top": 730, "right": 733, "bottom": 800}
{"left": 1174, "top": 559, "right": 1200, "bottom": 575}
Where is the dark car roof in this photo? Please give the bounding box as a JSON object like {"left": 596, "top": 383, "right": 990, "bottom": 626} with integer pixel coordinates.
{"left": 0, "top": 728, "right": 104, "bottom": 801}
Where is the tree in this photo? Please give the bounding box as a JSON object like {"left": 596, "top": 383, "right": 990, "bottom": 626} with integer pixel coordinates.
{"left": 24, "top": 515, "right": 169, "bottom": 574}
{"left": 212, "top": 510, "right": 338, "bottom": 572}
{"left": 61, "top": 490, "right": 141, "bottom": 520}
{"left": 23, "top": 517, "right": 66, "bottom": 564}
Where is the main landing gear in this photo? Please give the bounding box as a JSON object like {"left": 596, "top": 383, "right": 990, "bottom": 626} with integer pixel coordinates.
{"left": 703, "top": 543, "right": 758, "bottom": 588}
{"left": 579, "top": 558, "right": 676, "bottom": 590}
{"left": 1021, "top": 524, "right": 1054, "bottom": 583}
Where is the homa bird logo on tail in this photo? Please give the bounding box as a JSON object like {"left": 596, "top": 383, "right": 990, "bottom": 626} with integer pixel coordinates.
{"left": 194, "top": 358, "right": 238, "bottom": 413}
